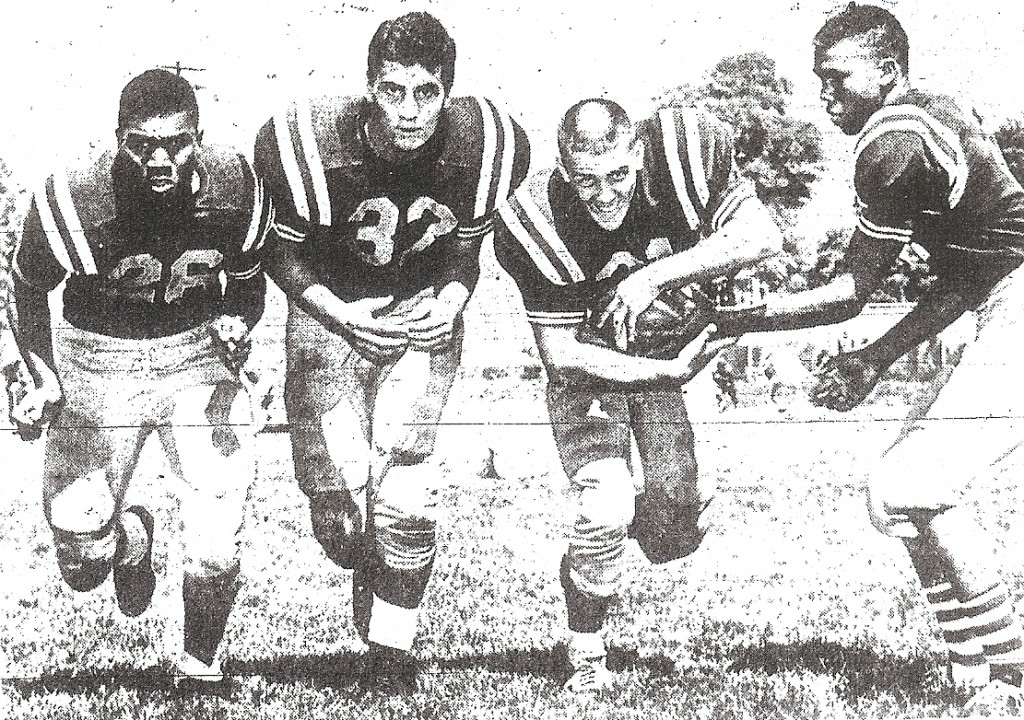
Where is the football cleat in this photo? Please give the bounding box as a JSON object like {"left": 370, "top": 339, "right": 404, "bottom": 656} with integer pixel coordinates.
{"left": 563, "top": 655, "right": 612, "bottom": 694}
{"left": 948, "top": 657, "right": 990, "bottom": 692}
{"left": 113, "top": 506, "right": 156, "bottom": 617}
{"left": 964, "top": 678, "right": 1024, "bottom": 716}
{"left": 363, "top": 642, "right": 419, "bottom": 695}
{"left": 173, "top": 651, "right": 224, "bottom": 686}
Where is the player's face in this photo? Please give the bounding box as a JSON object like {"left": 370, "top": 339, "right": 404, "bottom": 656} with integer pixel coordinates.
{"left": 814, "top": 37, "right": 892, "bottom": 135}
{"left": 368, "top": 61, "right": 447, "bottom": 153}
{"left": 564, "top": 138, "right": 641, "bottom": 231}
{"left": 117, "top": 111, "right": 200, "bottom": 196}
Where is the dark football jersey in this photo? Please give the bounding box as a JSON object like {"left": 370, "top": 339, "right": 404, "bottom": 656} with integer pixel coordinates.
{"left": 14, "top": 146, "right": 271, "bottom": 338}
{"left": 254, "top": 95, "right": 531, "bottom": 302}
{"left": 495, "top": 107, "right": 758, "bottom": 326}
{"left": 853, "top": 90, "right": 1024, "bottom": 274}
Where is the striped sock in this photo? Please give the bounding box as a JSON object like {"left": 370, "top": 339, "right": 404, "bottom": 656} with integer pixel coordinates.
{"left": 924, "top": 581, "right": 988, "bottom": 687}
{"left": 958, "top": 583, "right": 1024, "bottom": 685}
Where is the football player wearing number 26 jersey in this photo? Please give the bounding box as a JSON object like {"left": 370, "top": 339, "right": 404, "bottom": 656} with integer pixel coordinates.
{"left": 254, "top": 11, "right": 530, "bottom": 691}
{"left": 11, "top": 69, "right": 272, "bottom": 683}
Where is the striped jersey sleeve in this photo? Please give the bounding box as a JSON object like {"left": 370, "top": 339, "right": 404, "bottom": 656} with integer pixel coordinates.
{"left": 14, "top": 170, "right": 97, "bottom": 291}
{"left": 853, "top": 104, "right": 967, "bottom": 244}
{"left": 457, "top": 96, "right": 532, "bottom": 241}
{"left": 494, "top": 170, "right": 588, "bottom": 326}
{"left": 253, "top": 105, "right": 319, "bottom": 245}
{"left": 650, "top": 107, "right": 758, "bottom": 233}
{"left": 225, "top": 155, "right": 275, "bottom": 283}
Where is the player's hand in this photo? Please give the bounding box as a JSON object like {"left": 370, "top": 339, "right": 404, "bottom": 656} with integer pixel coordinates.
{"left": 665, "top": 325, "right": 738, "bottom": 383}
{"left": 405, "top": 297, "right": 461, "bottom": 351}
{"left": 597, "top": 270, "right": 662, "bottom": 351}
{"left": 209, "top": 315, "right": 252, "bottom": 376}
{"left": 810, "top": 349, "right": 883, "bottom": 411}
{"left": 6, "top": 355, "right": 62, "bottom": 441}
{"left": 340, "top": 295, "right": 409, "bottom": 363}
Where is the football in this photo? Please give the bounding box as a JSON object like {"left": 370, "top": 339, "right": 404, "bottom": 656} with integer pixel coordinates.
{"left": 582, "top": 281, "right": 715, "bottom": 360}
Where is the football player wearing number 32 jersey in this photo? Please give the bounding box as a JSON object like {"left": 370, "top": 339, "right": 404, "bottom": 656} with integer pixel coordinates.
{"left": 11, "top": 69, "right": 272, "bottom": 683}
{"left": 254, "top": 11, "right": 530, "bottom": 691}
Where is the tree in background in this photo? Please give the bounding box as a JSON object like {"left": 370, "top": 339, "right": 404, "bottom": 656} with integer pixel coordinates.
{"left": 655, "top": 52, "right": 824, "bottom": 221}
{"left": 656, "top": 51, "right": 937, "bottom": 302}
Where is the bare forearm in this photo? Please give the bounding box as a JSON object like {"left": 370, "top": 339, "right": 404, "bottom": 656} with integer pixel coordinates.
{"left": 643, "top": 205, "right": 781, "bottom": 290}
{"left": 759, "top": 274, "right": 865, "bottom": 332}
{"left": 859, "top": 278, "right": 985, "bottom": 368}
{"left": 13, "top": 275, "right": 54, "bottom": 374}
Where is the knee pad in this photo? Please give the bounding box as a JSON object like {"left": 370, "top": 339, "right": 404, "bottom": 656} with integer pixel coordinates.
{"left": 630, "top": 494, "right": 711, "bottom": 565}
{"left": 309, "top": 490, "right": 365, "bottom": 569}
{"left": 374, "top": 462, "right": 440, "bottom": 572}
{"left": 184, "top": 538, "right": 241, "bottom": 580}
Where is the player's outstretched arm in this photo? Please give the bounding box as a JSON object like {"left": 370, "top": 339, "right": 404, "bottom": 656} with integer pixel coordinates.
{"left": 534, "top": 322, "right": 734, "bottom": 392}
{"left": 598, "top": 198, "right": 782, "bottom": 350}
{"left": 719, "top": 228, "right": 905, "bottom": 335}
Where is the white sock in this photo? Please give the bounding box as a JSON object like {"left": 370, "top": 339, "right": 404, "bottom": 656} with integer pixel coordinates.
{"left": 119, "top": 511, "right": 148, "bottom": 567}
{"left": 367, "top": 595, "right": 418, "bottom": 652}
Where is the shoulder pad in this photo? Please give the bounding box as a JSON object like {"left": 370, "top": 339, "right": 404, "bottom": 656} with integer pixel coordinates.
{"left": 641, "top": 107, "right": 731, "bottom": 231}
{"left": 64, "top": 150, "right": 117, "bottom": 229}
{"left": 444, "top": 96, "right": 526, "bottom": 219}
{"left": 856, "top": 99, "right": 968, "bottom": 209}
{"left": 497, "top": 168, "right": 585, "bottom": 286}
{"left": 196, "top": 144, "right": 256, "bottom": 213}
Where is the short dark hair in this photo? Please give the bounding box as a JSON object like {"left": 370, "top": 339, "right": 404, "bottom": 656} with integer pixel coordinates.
{"left": 814, "top": 3, "right": 909, "bottom": 72}
{"left": 118, "top": 69, "right": 199, "bottom": 131}
{"left": 367, "top": 12, "right": 456, "bottom": 92}
{"left": 557, "top": 99, "right": 637, "bottom": 166}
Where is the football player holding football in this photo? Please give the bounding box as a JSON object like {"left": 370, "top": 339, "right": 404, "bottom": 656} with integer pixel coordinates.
{"left": 494, "top": 98, "right": 781, "bottom": 692}
{"left": 9, "top": 69, "right": 271, "bottom": 683}
{"left": 254, "top": 11, "right": 530, "bottom": 691}
{"left": 721, "top": 4, "right": 1024, "bottom": 708}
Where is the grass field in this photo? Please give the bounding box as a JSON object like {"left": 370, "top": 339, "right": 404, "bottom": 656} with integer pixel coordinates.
{"left": 2, "top": 280, "right": 1023, "bottom": 719}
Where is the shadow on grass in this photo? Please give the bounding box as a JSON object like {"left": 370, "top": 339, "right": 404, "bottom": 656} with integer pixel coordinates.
{"left": 726, "top": 638, "right": 958, "bottom": 706}
{"left": 432, "top": 644, "right": 676, "bottom": 682}
{"left": 229, "top": 650, "right": 366, "bottom": 689}
{"left": 8, "top": 665, "right": 233, "bottom": 699}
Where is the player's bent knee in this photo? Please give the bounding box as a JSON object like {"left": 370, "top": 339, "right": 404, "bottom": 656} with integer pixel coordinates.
{"left": 630, "top": 495, "right": 712, "bottom": 565}
{"left": 308, "top": 490, "right": 365, "bottom": 568}
{"left": 377, "top": 462, "right": 443, "bottom": 526}
{"left": 184, "top": 535, "right": 241, "bottom": 579}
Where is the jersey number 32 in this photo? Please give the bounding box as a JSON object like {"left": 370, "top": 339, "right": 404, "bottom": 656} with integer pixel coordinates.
{"left": 348, "top": 196, "right": 457, "bottom": 267}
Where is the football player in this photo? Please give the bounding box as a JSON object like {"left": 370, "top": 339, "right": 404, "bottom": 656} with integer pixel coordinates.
{"left": 9, "top": 69, "right": 271, "bottom": 683}
{"left": 721, "top": 4, "right": 1024, "bottom": 707}
{"left": 253, "top": 11, "right": 530, "bottom": 691}
{"left": 494, "top": 99, "right": 781, "bottom": 692}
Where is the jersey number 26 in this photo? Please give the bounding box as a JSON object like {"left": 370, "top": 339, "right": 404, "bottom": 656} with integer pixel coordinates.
{"left": 108, "top": 249, "right": 224, "bottom": 303}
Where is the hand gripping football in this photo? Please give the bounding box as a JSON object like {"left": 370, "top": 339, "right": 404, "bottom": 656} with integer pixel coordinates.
{"left": 583, "top": 281, "right": 715, "bottom": 360}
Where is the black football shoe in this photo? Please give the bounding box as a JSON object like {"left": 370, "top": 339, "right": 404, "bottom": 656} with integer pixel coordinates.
{"left": 113, "top": 505, "right": 156, "bottom": 617}
{"left": 363, "top": 642, "right": 419, "bottom": 696}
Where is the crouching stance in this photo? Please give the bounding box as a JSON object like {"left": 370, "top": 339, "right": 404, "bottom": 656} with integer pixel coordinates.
{"left": 720, "top": 5, "right": 1024, "bottom": 711}
{"left": 495, "top": 99, "right": 781, "bottom": 692}
{"left": 254, "top": 12, "right": 530, "bottom": 691}
{"left": 10, "top": 69, "right": 270, "bottom": 682}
